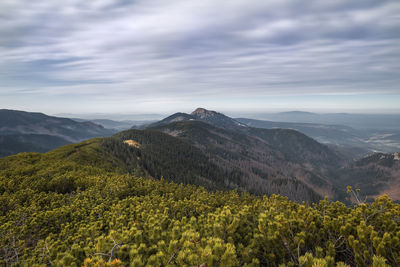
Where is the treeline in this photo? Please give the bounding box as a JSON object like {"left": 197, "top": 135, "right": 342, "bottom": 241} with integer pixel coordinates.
{"left": 1, "top": 142, "right": 400, "bottom": 266}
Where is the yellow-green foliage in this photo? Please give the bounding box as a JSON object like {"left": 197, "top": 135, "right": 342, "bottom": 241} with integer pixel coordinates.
{"left": 1, "top": 143, "right": 400, "bottom": 266}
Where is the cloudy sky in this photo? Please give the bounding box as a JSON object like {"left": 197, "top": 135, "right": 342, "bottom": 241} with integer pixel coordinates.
{"left": 1, "top": 0, "right": 399, "bottom": 115}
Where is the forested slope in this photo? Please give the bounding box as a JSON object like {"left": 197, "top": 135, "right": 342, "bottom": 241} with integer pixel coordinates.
{"left": 107, "top": 129, "right": 321, "bottom": 203}
{"left": 1, "top": 141, "right": 399, "bottom": 266}
{"left": 333, "top": 152, "right": 400, "bottom": 202}
{"left": 0, "top": 134, "right": 70, "bottom": 157}
{"left": 103, "top": 130, "right": 235, "bottom": 191}
{"left": 149, "top": 121, "right": 330, "bottom": 201}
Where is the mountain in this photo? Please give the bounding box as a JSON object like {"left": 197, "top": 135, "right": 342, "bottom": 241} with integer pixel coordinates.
{"left": 145, "top": 108, "right": 400, "bottom": 202}
{"left": 0, "top": 109, "right": 115, "bottom": 157}
{"left": 0, "top": 109, "right": 113, "bottom": 141}
{"left": 151, "top": 121, "right": 341, "bottom": 199}
{"left": 151, "top": 108, "right": 345, "bottom": 170}
{"left": 191, "top": 108, "right": 247, "bottom": 129}
{"left": 147, "top": 108, "right": 247, "bottom": 130}
{"left": 145, "top": 108, "right": 352, "bottom": 200}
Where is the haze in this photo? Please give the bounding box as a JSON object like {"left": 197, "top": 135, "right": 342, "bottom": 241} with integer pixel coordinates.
{"left": 1, "top": 0, "right": 400, "bottom": 114}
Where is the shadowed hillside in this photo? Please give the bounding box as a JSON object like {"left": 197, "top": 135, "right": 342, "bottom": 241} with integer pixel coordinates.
{"left": 0, "top": 109, "right": 115, "bottom": 157}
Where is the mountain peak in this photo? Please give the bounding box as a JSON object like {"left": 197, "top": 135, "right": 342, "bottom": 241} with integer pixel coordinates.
{"left": 148, "top": 108, "right": 247, "bottom": 130}
{"left": 191, "top": 108, "right": 217, "bottom": 118}
{"left": 191, "top": 108, "right": 247, "bottom": 129}
{"left": 192, "top": 107, "right": 207, "bottom": 113}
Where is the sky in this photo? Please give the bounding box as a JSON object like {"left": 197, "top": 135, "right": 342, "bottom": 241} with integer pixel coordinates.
{"left": 0, "top": 0, "right": 400, "bottom": 115}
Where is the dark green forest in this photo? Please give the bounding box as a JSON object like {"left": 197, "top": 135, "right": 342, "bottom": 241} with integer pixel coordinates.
{"left": 146, "top": 122, "right": 324, "bottom": 203}
{"left": 1, "top": 138, "right": 399, "bottom": 266}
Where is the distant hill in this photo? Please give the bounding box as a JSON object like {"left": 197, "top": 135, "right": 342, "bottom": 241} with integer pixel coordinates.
{"left": 333, "top": 152, "right": 400, "bottom": 201}
{"left": 236, "top": 117, "right": 400, "bottom": 154}
{"left": 72, "top": 118, "right": 151, "bottom": 131}
{"left": 277, "top": 111, "right": 318, "bottom": 116}
{"left": 0, "top": 109, "right": 115, "bottom": 157}
{"left": 236, "top": 118, "right": 368, "bottom": 154}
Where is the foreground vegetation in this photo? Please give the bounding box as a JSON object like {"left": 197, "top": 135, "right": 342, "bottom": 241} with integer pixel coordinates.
{"left": 1, "top": 140, "right": 399, "bottom": 266}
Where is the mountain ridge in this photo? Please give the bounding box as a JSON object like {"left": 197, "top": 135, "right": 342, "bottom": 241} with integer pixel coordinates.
{"left": 0, "top": 109, "right": 115, "bottom": 157}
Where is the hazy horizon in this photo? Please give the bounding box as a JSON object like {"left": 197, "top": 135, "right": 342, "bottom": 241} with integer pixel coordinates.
{"left": 3, "top": 107, "right": 400, "bottom": 121}
{"left": 54, "top": 108, "right": 400, "bottom": 123}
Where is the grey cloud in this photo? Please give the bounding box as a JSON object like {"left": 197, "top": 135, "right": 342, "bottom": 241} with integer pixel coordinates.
{"left": 0, "top": 0, "right": 399, "bottom": 112}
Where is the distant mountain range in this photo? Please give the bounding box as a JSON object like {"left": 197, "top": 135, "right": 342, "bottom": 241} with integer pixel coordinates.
{"left": 0, "top": 109, "right": 115, "bottom": 157}
{"left": 236, "top": 117, "right": 363, "bottom": 145}
{"left": 71, "top": 118, "right": 153, "bottom": 131}
{"left": 236, "top": 117, "right": 400, "bottom": 154}
{"left": 254, "top": 111, "right": 400, "bottom": 130}
{"left": 56, "top": 112, "right": 163, "bottom": 121}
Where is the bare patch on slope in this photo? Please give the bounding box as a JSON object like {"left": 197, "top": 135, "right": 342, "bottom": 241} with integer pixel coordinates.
{"left": 123, "top": 140, "right": 141, "bottom": 148}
